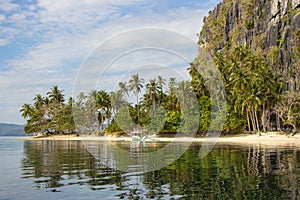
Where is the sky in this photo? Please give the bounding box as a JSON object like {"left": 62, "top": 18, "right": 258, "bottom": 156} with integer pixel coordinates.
{"left": 0, "top": 0, "right": 220, "bottom": 124}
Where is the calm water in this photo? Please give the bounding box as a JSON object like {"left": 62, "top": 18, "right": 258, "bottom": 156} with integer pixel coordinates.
{"left": 0, "top": 137, "right": 300, "bottom": 199}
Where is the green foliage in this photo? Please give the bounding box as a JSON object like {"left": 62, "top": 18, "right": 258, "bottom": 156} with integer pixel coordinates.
{"left": 276, "top": 91, "right": 300, "bottom": 132}
{"left": 223, "top": 106, "right": 246, "bottom": 134}
{"left": 20, "top": 86, "right": 75, "bottom": 134}
{"left": 165, "top": 110, "right": 180, "bottom": 131}
{"left": 198, "top": 96, "right": 211, "bottom": 133}
{"left": 244, "top": 20, "right": 254, "bottom": 30}
{"left": 282, "top": 5, "right": 299, "bottom": 24}
{"left": 190, "top": 44, "right": 286, "bottom": 134}
{"left": 21, "top": 44, "right": 297, "bottom": 136}
{"left": 105, "top": 123, "right": 122, "bottom": 133}
{"left": 114, "top": 106, "right": 135, "bottom": 133}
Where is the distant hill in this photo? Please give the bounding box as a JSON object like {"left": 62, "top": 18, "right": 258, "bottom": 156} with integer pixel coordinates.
{"left": 0, "top": 123, "right": 28, "bottom": 136}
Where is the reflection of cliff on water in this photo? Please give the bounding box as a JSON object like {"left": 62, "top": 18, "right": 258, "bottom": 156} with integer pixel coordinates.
{"left": 21, "top": 140, "right": 300, "bottom": 199}
{"left": 142, "top": 143, "right": 300, "bottom": 199}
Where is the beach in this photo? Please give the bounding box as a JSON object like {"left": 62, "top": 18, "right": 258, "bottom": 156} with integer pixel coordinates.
{"left": 16, "top": 132, "right": 300, "bottom": 146}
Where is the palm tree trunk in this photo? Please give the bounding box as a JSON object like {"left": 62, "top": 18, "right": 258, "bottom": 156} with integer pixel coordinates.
{"left": 153, "top": 93, "right": 156, "bottom": 112}
{"left": 277, "top": 112, "right": 281, "bottom": 132}
{"left": 250, "top": 108, "right": 256, "bottom": 134}
{"left": 247, "top": 109, "right": 251, "bottom": 132}
{"left": 255, "top": 109, "right": 261, "bottom": 136}
{"left": 136, "top": 91, "right": 139, "bottom": 125}
{"left": 262, "top": 103, "right": 267, "bottom": 132}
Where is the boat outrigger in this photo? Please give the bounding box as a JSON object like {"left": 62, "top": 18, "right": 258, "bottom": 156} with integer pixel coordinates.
{"left": 130, "top": 130, "right": 159, "bottom": 142}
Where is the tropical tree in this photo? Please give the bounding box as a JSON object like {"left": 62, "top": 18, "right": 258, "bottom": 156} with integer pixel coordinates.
{"left": 76, "top": 92, "right": 86, "bottom": 108}
{"left": 110, "top": 91, "right": 124, "bottom": 115}
{"left": 47, "top": 86, "right": 65, "bottom": 104}
{"left": 44, "top": 97, "right": 50, "bottom": 107}
{"left": 118, "top": 81, "right": 129, "bottom": 97}
{"left": 129, "top": 74, "right": 144, "bottom": 124}
{"left": 188, "top": 62, "right": 209, "bottom": 97}
{"left": 157, "top": 76, "right": 166, "bottom": 99}
{"left": 82, "top": 90, "right": 98, "bottom": 130}
{"left": 96, "top": 90, "right": 111, "bottom": 129}
{"left": 20, "top": 104, "right": 32, "bottom": 119}
{"left": 276, "top": 91, "right": 300, "bottom": 135}
{"left": 88, "top": 90, "right": 97, "bottom": 102}
{"left": 176, "top": 81, "right": 200, "bottom": 133}
{"left": 145, "top": 79, "right": 159, "bottom": 111}
{"left": 168, "top": 78, "right": 176, "bottom": 95}
{"left": 176, "top": 81, "right": 193, "bottom": 107}
{"left": 33, "top": 94, "right": 44, "bottom": 109}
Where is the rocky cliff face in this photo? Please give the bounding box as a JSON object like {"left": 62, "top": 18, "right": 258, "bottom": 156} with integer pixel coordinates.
{"left": 200, "top": 0, "right": 300, "bottom": 91}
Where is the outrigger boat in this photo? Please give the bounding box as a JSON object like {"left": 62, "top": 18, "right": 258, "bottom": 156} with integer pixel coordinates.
{"left": 130, "top": 130, "right": 159, "bottom": 142}
{"left": 130, "top": 130, "right": 147, "bottom": 142}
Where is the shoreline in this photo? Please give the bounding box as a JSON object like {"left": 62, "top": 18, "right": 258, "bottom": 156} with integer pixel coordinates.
{"left": 15, "top": 132, "right": 300, "bottom": 146}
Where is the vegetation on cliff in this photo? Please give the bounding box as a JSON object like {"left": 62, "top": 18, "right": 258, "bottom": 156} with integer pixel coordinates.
{"left": 191, "top": 0, "right": 300, "bottom": 134}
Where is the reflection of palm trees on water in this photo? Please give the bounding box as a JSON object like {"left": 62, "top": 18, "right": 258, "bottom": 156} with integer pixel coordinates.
{"left": 130, "top": 140, "right": 147, "bottom": 153}
{"left": 21, "top": 140, "right": 300, "bottom": 199}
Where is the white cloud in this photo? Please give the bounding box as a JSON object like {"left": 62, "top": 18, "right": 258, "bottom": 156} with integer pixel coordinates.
{"left": 8, "top": 7, "right": 205, "bottom": 69}
{"left": 0, "top": 26, "right": 20, "bottom": 45}
{"left": 0, "top": 14, "right": 5, "bottom": 22}
{"left": 0, "top": 0, "right": 215, "bottom": 123}
{"left": 0, "top": 0, "right": 20, "bottom": 12}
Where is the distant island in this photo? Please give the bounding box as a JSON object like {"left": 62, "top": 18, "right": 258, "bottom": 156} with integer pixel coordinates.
{"left": 0, "top": 123, "right": 28, "bottom": 136}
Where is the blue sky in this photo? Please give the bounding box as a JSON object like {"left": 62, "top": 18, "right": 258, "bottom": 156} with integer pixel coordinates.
{"left": 0, "top": 0, "right": 220, "bottom": 124}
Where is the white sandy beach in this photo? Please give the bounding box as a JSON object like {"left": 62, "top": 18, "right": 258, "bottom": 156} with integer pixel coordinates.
{"left": 16, "top": 132, "right": 300, "bottom": 146}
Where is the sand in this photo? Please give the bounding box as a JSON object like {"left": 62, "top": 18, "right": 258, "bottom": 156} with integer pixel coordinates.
{"left": 16, "top": 132, "right": 300, "bottom": 146}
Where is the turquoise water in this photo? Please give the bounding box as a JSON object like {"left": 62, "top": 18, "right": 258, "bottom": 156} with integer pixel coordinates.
{"left": 0, "top": 137, "right": 300, "bottom": 199}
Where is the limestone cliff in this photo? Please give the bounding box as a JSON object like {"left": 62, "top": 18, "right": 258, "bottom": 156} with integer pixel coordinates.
{"left": 200, "top": 0, "right": 300, "bottom": 91}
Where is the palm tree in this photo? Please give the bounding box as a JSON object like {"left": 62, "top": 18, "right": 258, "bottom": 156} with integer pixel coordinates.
{"left": 76, "top": 92, "right": 86, "bottom": 108}
{"left": 96, "top": 90, "right": 111, "bottom": 129}
{"left": 20, "top": 104, "right": 32, "bottom": 119}
{"left": 177, "top": 81, "right": 192, "bottom": 103}
{"left": 47, "top": 86, "right": 65, "bottom": 104}
{"left": 110, "top": 91, "right": 124, "bottom": 115}
{"left": 44, "top": 97, "right": 50, "bottom": 106}
{"left": 129, "top": 74, "right": 144, "bottom": 124}
{"left": 188, "top": 63, "right": 209, "bottom": 97}
{"left": 84, "top": 90, "right": 98, "bottom": 129}
{"left": 96, "top": 91, "right": 110, "bottom": 108}
{"left": 157, "top": 76, "right": 166, "bottom": 99}
{"left": 33, "top": 94, "right": 44, "bottom": 109}
{"left": 88, "top": 90, "right": 97, "bottom": 103}
{"left": 168, "top": 78, "right": 176, "bottom": 95}
{"left": 146, "top": 79, "right": 159, "bottom": 111}
{"left": 118, "top": 81, "right": 129, "bottom": 97}
{"left": 67, "top": 97, "right": 73, "bottom": 107}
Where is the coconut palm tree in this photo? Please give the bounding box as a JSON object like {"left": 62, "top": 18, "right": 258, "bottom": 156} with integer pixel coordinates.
{"left": 168, "top": 78, "right": 176, "bottom": 95}
{"left": 157, "top": 76, "right": 166, "bottom": 99}
{"left": 96, "top": 90, "right": 111, "bottom": 129}
{"left": 129, "top": 74, "right": 144, "bottom": 124}
{"left": 176, "top": 81, "right": 193, "bottom": 107}
{"left": 20, "top": 104, "right": 32, "bottom": 119}
{"left": 110, "top": 91, "right": 124, "bottom": 115}
{"left": 47, "top": 85, "right": 65, "bottom": 104}
{"left": 76, "top": 92, "right": 86, "bottom": 108}
{"left": 118, "top": 81, "right": 129, "bottom": 97}
{"left": 44, "top": 97, "right": 50, "bottom": 106}
{"left": 84, "top": 90, "right": 98, "bottom": 129}
{"left": 33, "top": 94, "right": 44, "bottom": 110}
{"left": 146, "top": 79, "right": 159, "bottom": 111}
